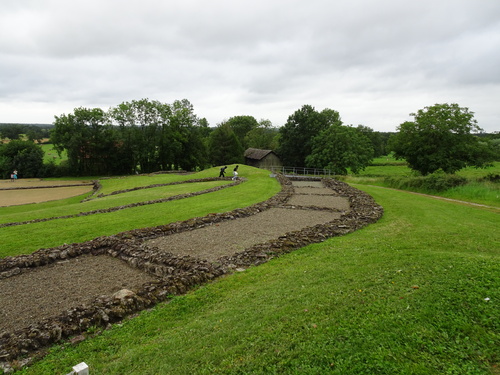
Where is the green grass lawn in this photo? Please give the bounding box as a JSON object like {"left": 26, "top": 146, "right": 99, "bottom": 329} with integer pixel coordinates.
{"left": 346, "top": 161, "right": 500, "bottom": 208}
{"left": 0, "top": 180, "right": 232, "bottom": 225}
{"left": 10, "top": 172, "right": 499, "bottom": 374}
{"left": 41, "top": 144, "right": 66, "bottom": 165}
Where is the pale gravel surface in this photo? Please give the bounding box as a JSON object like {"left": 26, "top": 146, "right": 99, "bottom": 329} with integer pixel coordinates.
{"left": 146, "top": 207, "right": 342, "bottom": 262}
{"left": 290, "top": 181, "right": 324, "bottom": 187}
{"left": 293, "top": 186, "right": 339, "bottom": 195}
{"left": 286, "top": 194, "right": 351, "bottom": 210}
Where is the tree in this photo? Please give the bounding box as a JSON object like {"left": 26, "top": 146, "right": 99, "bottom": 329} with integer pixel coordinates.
{"left": 244, "top": 119, "right": 279, "bottom": 150}
{"left": 168, "top": 99, "right": 208, "bottom": 171}
{"left": 277, "top": 105, "right": 332, "bottom": 166}
{"left": 389, "top": 103, "right": 495, "bottom": 175}
{"left": 0, "top": 140, "right": 44, "bottom": 178}
{"left": 25, "top": 126, "right": 47, "bottom": 143}
{"left": 109, "top": 98, "right": 207, "bottom": 172}
{"left": 225, "top": 115, "right": 259, "bottom": 149}
{"left": 109, "top": 99, "right": 167, "bottom": 173}
{"left": 306, "top": 124, "right": 374, "bottom": 175}
{"left": 356, "top": 125, "right": 388, "bottom": 157}
{"left": 51, "top": 107, "right": 123, "bottom": 175}
{"left": 208, "top": 123, "right": 244, "bottom": 166}
{"left": 0, "top": 124, "right": 24, "bottom": 140}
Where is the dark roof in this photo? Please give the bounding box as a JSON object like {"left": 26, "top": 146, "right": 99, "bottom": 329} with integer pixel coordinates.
{"left": 244, "top": 148, "right": 275, "bottom": 160}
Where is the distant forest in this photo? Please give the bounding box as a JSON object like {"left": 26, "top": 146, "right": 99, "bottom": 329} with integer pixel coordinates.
{"left": 0, "top": 123, "right": 53, "bottom": 143}
{"left": 1, "top": 100, "right": 498, "bottom": 178}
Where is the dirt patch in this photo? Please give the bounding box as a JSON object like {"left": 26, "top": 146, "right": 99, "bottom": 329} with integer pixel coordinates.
{"left": 0, "top": 186, "right": 93, "bottom": 207}
{"left": 286, "top": 195, "right": 351, "bottom": 210}
{"left": 291, "top": 180, "right": 324, "bottom": 188}
{"left": 293, "top": 186, "right": 336, "bottom": 195}
{"left": 0, "top": 255, "right": 157, "bottom": 334}
{"left": 147, "top": 207, "right": 341, "bottom": 262}
{"left": 0, "top": 179, "right": 94, "bottom": 207}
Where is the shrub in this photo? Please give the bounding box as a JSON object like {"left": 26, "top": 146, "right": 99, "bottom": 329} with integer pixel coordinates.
{"left": 384, "top": 173, "right": 468, "bottom": 192}
{"left": 481, "top": 173, "right": 500, "bottom": 183}
{"left": 39, "top": 160, "right": 71, "bottom": 178}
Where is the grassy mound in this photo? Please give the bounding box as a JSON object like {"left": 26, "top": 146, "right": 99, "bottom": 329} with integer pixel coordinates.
{"left": 0, "top": 166, "right": 279, "bottom": 258}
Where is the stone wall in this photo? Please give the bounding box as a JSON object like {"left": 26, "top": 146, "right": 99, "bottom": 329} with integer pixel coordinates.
{"left": 0, "top": 175, "right": 383, "bottom": 366}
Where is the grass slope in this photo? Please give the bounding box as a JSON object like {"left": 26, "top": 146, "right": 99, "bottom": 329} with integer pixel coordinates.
{"left": 347, "top": 160, "right": 500, "bottom": 208}
{"left": 17, "top": 184, "right": 499, "bottom": 374}
{"left": 0, "top": 181, "right": 231, "bottom": 225}
{"left": 0, "top": 166, "right": 279, "bottom": 257}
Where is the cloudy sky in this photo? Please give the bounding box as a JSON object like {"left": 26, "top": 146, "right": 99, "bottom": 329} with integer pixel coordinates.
{"left": 1, "top": 0, "right": 499, "bottom": 132}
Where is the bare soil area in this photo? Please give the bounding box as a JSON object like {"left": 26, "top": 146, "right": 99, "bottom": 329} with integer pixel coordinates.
{"left": 0, "top": 179, "right": 93, "bottom": 207}
{"left": 0, "top": 186, "right": 93, "bottom": 207}
{"left": 146, "top": 207, "right": 342, "bottom": 262}
{"left": 0, "top": 255, "right": 157, "bottom": 334}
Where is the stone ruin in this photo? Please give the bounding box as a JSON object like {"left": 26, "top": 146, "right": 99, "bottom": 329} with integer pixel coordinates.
{"left": 0, "top": 174, "right": 383, "bottom": 368}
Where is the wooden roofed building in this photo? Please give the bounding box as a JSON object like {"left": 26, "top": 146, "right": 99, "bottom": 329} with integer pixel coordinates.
{"left": 244, "top": 148, "right": 282, "bottom": 169}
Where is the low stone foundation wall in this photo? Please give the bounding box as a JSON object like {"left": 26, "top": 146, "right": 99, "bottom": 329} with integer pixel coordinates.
{"left": 0, "top": 175, "right": 383, "bottom": 367}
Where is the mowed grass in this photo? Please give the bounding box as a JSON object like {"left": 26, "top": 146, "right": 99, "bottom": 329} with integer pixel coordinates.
{"left": 0, "top": 180, "right": 232, "bottom": 225}
{"left": 347, "top": 161, "right": 500, "bottom": 208}
{"left": 16, "top": 184, "right": 499, "bottom": 374}
{"left": 0, "top": 165, "right": 279, "bottom": 258}
{"left": 41, "top": 144, "right": 66, "bottom": 165}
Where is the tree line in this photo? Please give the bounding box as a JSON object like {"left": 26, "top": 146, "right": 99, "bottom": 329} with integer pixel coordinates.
{"left": 1, "top": 100, "right": 498, "bottom": 179}
{"left": 278, "top": 103, "right": 498, "bottom": 175}
{"left": 0, "top": 123, "right": 51, "bottom": 143}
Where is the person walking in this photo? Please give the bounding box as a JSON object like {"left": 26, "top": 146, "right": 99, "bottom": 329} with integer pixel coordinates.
{"left": 219, "top": 166, "right": 227, "bottom": 177}
{"left": 232, "top": 165, "right": 239, "bottom": 181}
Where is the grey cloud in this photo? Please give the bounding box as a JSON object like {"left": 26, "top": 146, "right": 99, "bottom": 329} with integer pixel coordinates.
{"left": 0, "top": 0, "right": 499, "bottom": 132}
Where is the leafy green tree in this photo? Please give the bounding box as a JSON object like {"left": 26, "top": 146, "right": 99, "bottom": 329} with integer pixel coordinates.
{"left": 109, "top": 99, "right": 167, "bottom": 173}
{"left": 0, "top": 124, "right": 24, "bottom": 140}
{"left": 208, "top": 123, "right": 244, "bottom": 166}
{"left": 277, "top": 105, "right": 332, "bottom": 166}
{"left": 225, "top": 115, "right": 259, "bottom": 149}
{"left": 51, "top": 107, "right": 123, "bottom": 175}
{"left": 0, "top": 140, "right": 44, "bottom": 178}
{"left": 109, "top": 98, "right": 207, "bottom": 172}
{"left": 389, "top": 103, "right": 496, "bottom": 175}
{"left": 244, "top": 119, "right": 279, "bottom": 150}
{"left": 356, "top": 125, "right": 388, "bottom": 157}
{"left": 169, "top": 99, "right": 208, "bottom": 171}
{"left": 25, "top": 125, "right": 48, "bottom": 143}
{"left": 306, "top": 124, "right": 374, "bottom": 175}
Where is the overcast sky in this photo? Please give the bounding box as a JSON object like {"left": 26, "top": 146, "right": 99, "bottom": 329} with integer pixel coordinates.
{"left": 1, "top": 0, "right": 499, "bottom": 132}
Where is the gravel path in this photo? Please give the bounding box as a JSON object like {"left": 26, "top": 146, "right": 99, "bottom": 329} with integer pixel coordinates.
{"left": 146, "top": 208, "right": 341, "bottom": 261}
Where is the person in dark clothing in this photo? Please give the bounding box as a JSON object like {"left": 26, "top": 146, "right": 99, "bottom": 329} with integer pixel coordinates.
{"left": 219, "top": 166, "right": 227, "bottom": 177}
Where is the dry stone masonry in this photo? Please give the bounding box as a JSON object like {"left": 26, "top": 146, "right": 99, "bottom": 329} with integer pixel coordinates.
{"left": 0, "top": 174, "right": 383, "bottom": 370}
